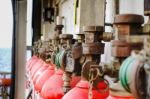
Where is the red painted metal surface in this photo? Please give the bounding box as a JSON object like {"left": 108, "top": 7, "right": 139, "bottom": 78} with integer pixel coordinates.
{"left": 34, "top": 64, "right": 55, "bottom": 92}
{"left": 40, "top": 69, "right": 64, "bottom": 99}
{"left": 70, "top": 75, "right": 81, "bottom": 88}
{"left": 40, "top": 70, "right": 81, "bottom": 99}
{"left": 30, "top": 59, "right": 45, "bottom": 78}
{"left": 26, "top": 55, "right": 39, "bottom": 89}
{"left": 62, "top": 80, "right": 109, "bottom": 99}
{"left": 30, "top": 59, "right": 43, "bottom": 72}
{"left": 26, "top": 55, "right": 37, "bottom": 68}
{"left": 26, "top": 56, "right": 39, "bottom": 71}
{"left": 32, "top": 63, "right": 49, "bottom": 85}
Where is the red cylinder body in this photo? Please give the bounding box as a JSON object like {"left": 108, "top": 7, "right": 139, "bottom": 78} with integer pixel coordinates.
{"left": 27, "top": 56, "right": 39, "bottom": 71}
{"left": 26, "top": 56, "right": 39, "bottom": 89}
{"left": 62, "top": 80, "right": 109, "bottom": 99}
{"left": 30, "top": 59, "right": 43, "bottom": 71}
{"left": 32, "top": 63, "right": 49, "bottom": 85}
{"left": 26, "top": 55, "right": 38, "bottom": 69}
{"left": 34, "top": 65, "right": 55, "bottom": 92}
{"left": 41, "top": 70, "right": 80, "bottom": 99}
{"left": 70, "top": 75, "right": 81, "bottom": 88}
{"left": 40, "top": 69, "right": 64, "bottom": 99}
{"left": 30, "top": 59, "right": 45, "bottom": 78}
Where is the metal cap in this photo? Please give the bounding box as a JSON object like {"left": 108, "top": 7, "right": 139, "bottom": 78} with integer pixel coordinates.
{"left": 83, "top": 26, "right": 104, "bottom": 32}
{"left": 75, "top": 34, "right": 85, "bottom": 40}
{"left": 59, "top": 34, "right": 73, "bottom": 39}
{"left": 114, "top": 14, "right": 144, "bottom": 24}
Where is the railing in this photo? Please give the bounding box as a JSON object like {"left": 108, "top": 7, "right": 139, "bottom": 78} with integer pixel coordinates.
{"left": 0, "top": 72, "right": 11, "bottom": 99}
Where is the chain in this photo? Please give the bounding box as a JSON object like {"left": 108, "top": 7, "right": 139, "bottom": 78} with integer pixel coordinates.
{"left": 88, "top": 65, "right": 109, "bottom": 99}
{"left": 88, "top": 68, "right": 99, "bottom": 99}
{"left": 88, "top": 67, "right": 109, "bottom": 99}
{"left": 88, "top": 69, "right": 94, "bottom": 99}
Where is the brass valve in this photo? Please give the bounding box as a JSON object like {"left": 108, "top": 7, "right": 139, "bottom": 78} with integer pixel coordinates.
{"left": 61, "top": 34, "right": 84, "bottom": 93}
{"left": 37, "top": 40, "right": 54, "bottom": 62}
{"left": 32, "top": 40, "right": 43, "bottom": 57}
{"left": 102, "top": 32, "right": 113, "bottom": 42}
{"left": 49, "top": 25, "right": 64, "bottom": 63}
{"left": 105, "top": 14, "right": 145, "bottom": 79}
{"left": 71, "top": 34, "right": 85, "bottom": 76}
{"left": 54, "top": 25, "right": 64, "bottom": 36}
{"left": 72, "top": 42, "right": 82, "bottom": 59}
{"left": 55, "top": 33, "right": 74, "bottom": 93}
{"left": 82, "top": 61, "right": 104, "bottom": 81}
{"left": 59, "top": 34, "right": 73, "bottom": 49}
{"left": 81, "top": 61, "right": 109, "bottom": 95}
{"left": 83, "top": 26, "right": 103, "bottom": 43}
{"left": 111, "top": 14, "right": 145, "bottom": 59}
{"left": 114, "top": 14, "right": 144, "bottom": 41}
{"left": 54, "top": 33, "right": 73, "bottom": 70}
{"left": 82, "top": 26, "right": 104, "bottom": 60}
{"left": 111, "top": 40, "right": 131, "bottom": 58}
{"left": 81, "top": 26, "right": 108, "bottom": 93}
{"left": 75, "top": 34, "right": 85, "bottom": 43}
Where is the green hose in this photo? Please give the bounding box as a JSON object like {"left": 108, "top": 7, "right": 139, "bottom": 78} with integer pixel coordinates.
{"left": 55, "top": 50, "right": 65, "bottom": 68}
{"left": 59, "top": 50, "right": 65, "bottom": 67}
{"left": 55, "top": 52, "right": 61, "bottom": 68}
{"left": 119, "top": 56, "right": 135, "bottom": 92}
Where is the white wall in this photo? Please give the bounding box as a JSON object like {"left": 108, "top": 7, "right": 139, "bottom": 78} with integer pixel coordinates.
{"left": 105, "top": 0, "right": 115, "bottom": 24}
{"left": 59, "top": 0, "right": 75, "bottom": 34}
{"left": 120, "top": 0, "right": 148, "bottom": 23}
{"left": 59, "top": 0, "right": 105, "bottom": 35}
{"left": 42, "top": 0, "right": 75, "bottom": 41}
{"left": 120, "top": 0, "right": 136, "bottom": 14}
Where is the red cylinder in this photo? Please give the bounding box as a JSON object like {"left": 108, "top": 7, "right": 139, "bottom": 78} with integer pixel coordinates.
{"left": 32, "top": 63, "right": 49, "bottom": 85}
{"left": 40, "top": 69, "right": 64, "bottom": 99}
{"left": 62, "top": 80, "right": 109, "bottom": 99}
{"left": 26, "top": 56, "right": 39, "bottom": 89}
{"left": 40, "top": 70, "right": 81, "bottom": 99}
{"left": 30, "top": 59, "right": 45, "bottom": 78}
{"left": 34, "top": 65, "right": 55, "bottom": 92}
{"left": 26, "top": 55, "right": 38, "bottom": 69}
{"left": 70, "top": 75, "right": 81, "bottom": 88}
{"left": 30, "top": 58, "right": 43, "bottom": 71}
{"left": 27, "top": 56, "right": 39, "bottom": 71}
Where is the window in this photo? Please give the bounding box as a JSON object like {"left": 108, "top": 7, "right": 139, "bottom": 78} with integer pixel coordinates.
{"left": 26, "top": 0, "right": 33, "bottom": 61}
{"left": 0, "top": 0, "right": 13, "bottom": 98}
{"left": 0, "top": 0, "right": 13, "bottom": 72}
